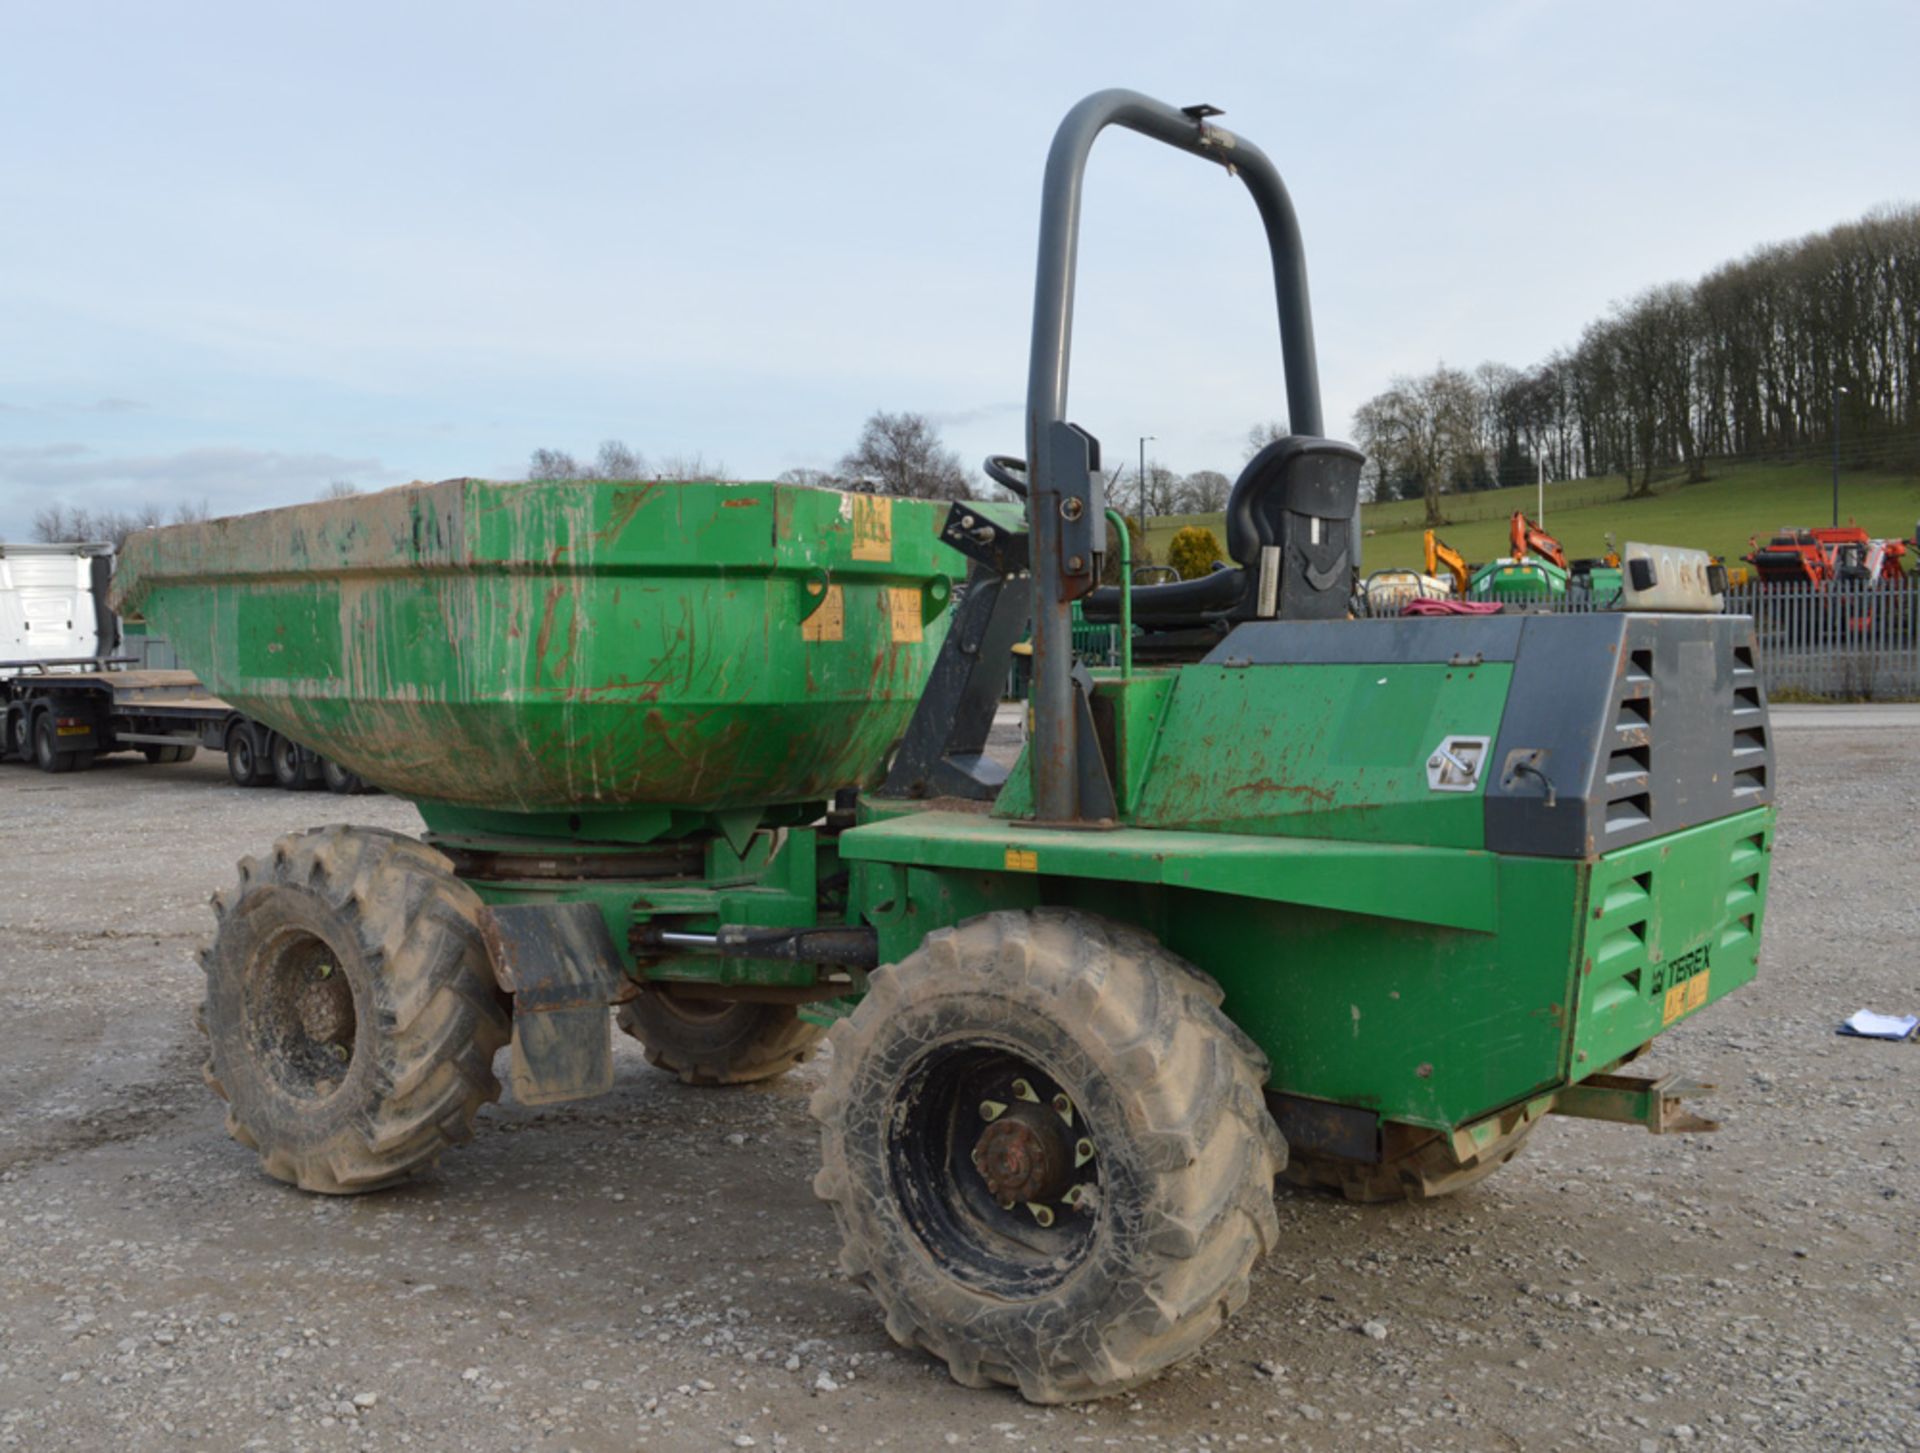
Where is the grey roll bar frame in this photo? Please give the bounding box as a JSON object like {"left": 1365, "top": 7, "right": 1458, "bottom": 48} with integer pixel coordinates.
{"left": 1023, "top": 88, "right": 1327, "bottom": 822}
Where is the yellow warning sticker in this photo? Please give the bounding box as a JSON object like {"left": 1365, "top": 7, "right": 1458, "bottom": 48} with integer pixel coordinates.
{"left": 801, "top": 584, "right": 845, "bottom": 642}
{"left": 1004, "top": 847, "right": 1039, "bottom": 873}
{"left": 1685, "top": 969, "right": 1710, "bottom": 1012}
{"left": 888, "top": 586, "right": 923, "bottom": 643}
{"left": 852, "top": 495, "right": 893, "bottom": 561}
{"left": 1662, "top": 984, "right": 1687, "bottom": 1025}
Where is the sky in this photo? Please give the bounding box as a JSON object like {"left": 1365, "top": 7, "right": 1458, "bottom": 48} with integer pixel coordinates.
{"left": 3, "top": 1, "right": 1917, "bottom": 539}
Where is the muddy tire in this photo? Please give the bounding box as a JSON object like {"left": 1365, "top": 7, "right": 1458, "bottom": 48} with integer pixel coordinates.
{"left": 616, "top": 991, "right": 824, "bottom": 1085}
{"left": 1281, "top": 1120, "right": 1538, "bottom": 1203}
{"left": 200, "top": 825, "right": 510, "bottom": 1194}
{"left": 812, "top": 909, "right": 1285, "bottom": 1403}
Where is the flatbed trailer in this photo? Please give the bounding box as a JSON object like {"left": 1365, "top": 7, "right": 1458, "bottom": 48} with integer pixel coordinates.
{"left": 0, "top": 657, "right": 370, "bottom": 792}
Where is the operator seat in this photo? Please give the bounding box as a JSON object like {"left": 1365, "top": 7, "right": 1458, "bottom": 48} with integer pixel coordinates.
{"left": 1084, "top": 435, "right": 1362, "bottom": 634}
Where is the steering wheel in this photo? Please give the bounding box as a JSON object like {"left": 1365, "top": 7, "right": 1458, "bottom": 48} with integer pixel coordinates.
{"left": 983, "top": 455, "right": 1029, "bottom": 499}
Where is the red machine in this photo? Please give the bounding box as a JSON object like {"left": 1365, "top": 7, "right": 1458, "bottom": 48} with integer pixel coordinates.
{"left": 1745, "top": 525, "right": 1909, "bottom": 587}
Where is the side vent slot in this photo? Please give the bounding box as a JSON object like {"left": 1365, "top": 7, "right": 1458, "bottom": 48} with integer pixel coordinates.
{"left": 1606, "top": 792, "right": 1651, "bottom": 834}
{"left": 1606, "top": 744, "right": 1651, "bottom": 792}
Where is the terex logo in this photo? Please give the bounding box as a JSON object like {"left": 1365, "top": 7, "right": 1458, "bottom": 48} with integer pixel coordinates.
{"left": 1649, "top": 943, "right": 1712, "bottom": 1025}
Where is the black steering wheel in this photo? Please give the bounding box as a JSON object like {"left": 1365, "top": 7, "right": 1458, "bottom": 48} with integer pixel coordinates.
{"left": 983, "top": 455, "right": 1029, "bottom": 499}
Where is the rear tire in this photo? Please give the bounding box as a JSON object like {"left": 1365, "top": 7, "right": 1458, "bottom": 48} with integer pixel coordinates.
{"left": 269, "top": 733, "right": 320, "bottom": 791}
{"left": 33, "top": 714, "right": 83, "bottom": 774}
{"left": 616, "top": 991, "right": 824, "bottom": 1085}
{"left": 813, "top": 909, "right": 1284, "bottom": 1403}
{"left": 200, "top": 826, "right": 510, "bottom": 1194}
{"left": 1281, "top": 1119, "right": 1539, "bottom": 1203}
{"left": 142, "top": 744, "right": 196, "bottom": 765}
{"left": 320, "top": 757, "right": 371, "bottom": 795}
{"left": 226, "top": 724, "right": 272, "bottom": 787}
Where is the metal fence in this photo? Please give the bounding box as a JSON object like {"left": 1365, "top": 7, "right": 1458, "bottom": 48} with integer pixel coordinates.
{"left": 1361, "top": 578, "right": 1920, "bottom": 700}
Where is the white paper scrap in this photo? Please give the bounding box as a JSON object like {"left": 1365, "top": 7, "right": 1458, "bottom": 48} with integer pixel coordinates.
{"left": 1838, "top": 1009, "right": 1919, "bottom": 1041}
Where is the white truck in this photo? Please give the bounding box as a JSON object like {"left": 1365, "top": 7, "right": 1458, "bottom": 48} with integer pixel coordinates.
{"left": 0, "top": 541, "right": 369, "bottom": 791}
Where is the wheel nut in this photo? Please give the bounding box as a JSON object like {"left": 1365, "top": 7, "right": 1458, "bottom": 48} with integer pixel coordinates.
{"left": 1027, "top": 1203, "right": 1055, "bottom": 1228}
{"left": 979, "top": 1100, "right": 1006, "bottom": 1122}
{"left": 1010, "top": 1078, "right": 1038, "bottom": 1103}
{"left": 1050, "top": 1093, "right": 1073, "bottom": 1122}
{"left": 1074, "top": 1138, "right": 1095, "bottom": 1167}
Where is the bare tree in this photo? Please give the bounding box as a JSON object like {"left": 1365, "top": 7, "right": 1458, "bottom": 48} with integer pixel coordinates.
{"left": 528, "top": 447, "right": 583, "bottom": 480}
{"left": 1244, "top": 420, "right": 1289, "bottom": 461}
{"left": 1352, "top": 367, "right": 1479, "bottom": 526}
{"left": 1178, "top": 469, "right": 1232, "bottom": 513}
{"left": 31, "top": 502, "right": 165, "bottom": 550}
{"left": 595, "top": 440, "right": 647, "bottom": 479}
{"left": 838, "top": 411, "right": 971, "bottom": 499}
{"left": 655, "top": 452, "right": 731, "bottom": 482}
{"left": 320, "top": 481, "right": 359, "bottom": 500}
{"left": 776, "top": 467, "right": 849, "bottom": 489}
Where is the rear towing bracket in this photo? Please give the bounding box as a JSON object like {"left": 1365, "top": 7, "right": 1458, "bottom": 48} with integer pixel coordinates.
{"left": 1552, "top": 1071, "right": 1721, "bottom": 1136}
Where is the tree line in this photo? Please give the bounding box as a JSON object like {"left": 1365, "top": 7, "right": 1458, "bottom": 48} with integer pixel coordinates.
{"left": 1353, "top": 204, "right": 1920, "bottom": 524}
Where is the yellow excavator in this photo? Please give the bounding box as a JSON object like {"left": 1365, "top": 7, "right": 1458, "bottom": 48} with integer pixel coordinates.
{"left": 1423, "top": 529, "right": 1469, "bottom": 596}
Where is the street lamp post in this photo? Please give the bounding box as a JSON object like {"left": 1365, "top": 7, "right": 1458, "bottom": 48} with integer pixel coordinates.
{"left": 1831, "top": 383, "right": 1849, "bottom": 528}
{"left": 1137, "top": 435, "right": 1155, "bottom": 520}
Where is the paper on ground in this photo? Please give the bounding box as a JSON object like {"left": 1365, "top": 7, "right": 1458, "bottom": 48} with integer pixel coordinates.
{"left": 1838, "top": 1009, "right": 1919, "bottom": 1040}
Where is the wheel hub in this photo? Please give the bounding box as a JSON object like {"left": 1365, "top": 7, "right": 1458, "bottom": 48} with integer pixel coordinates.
{"left": 972, "top": 1104, "right": 1072, "bottom": 1205}
{"left": 296, "top": 971, "right": 354, "bottom": 1045}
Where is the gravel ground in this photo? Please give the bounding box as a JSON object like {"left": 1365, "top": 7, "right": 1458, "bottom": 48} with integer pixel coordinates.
{"left": 0, "top": 712, "right": 1915, "bottom": 1452}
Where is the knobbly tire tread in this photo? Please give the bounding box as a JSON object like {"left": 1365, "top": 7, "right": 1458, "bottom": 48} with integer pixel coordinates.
{"left": 1280, "top": 1123, "right": 1537, "bottom": 1203}
{"left": 616, "top": 992, "right": 825, "bottom": 1086}
{"left": 811, "top": 908, "right": 1286, "bottom": 1403}
{"left": 200, "top": 825, "right": 510, "bottom": 1194}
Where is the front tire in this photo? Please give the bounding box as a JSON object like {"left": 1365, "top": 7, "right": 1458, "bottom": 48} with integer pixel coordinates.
{"left": 201, "top": 826, "right": 510, "bottom": 1194}
{"left": 616, "top": 991, "right": 824, "bottom": 1085}
{"left": 813, "top": 909, "right": 1284, "bottom": 1403}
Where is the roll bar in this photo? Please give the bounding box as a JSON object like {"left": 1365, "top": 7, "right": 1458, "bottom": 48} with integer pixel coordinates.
{"left": 1024, "top": 89, "right": 1324, "bottom": 822}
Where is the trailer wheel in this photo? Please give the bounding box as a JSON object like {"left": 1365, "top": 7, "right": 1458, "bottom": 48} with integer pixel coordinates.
{"left": 4, "top": 710, "right": 28, "bottom": 762}
{"left": 142, "top": 744, "right": 197, "bottom": 765}
{"left": 32, "top": 714, "right": 91, "bottom": 773}
{"left": 200, "top": 825, "right": 510, "bottom": 1194}
{"left": 320, "top": 758, "right": 372, "bottom": 795}
{"left": 226, "top": 724, "right": 273, "bottom": 787}
{"left": 1280, "top": 1121, "right": 1538, "bottom": 1203}
{"left": 269, "top": 733, "right": 321, "bottom": 791}
{"left": 813, "top": 909, "right": 1285, "bottom": 1403}
{"left": 616, "top": 991, "right": 824, "bottom": 1085}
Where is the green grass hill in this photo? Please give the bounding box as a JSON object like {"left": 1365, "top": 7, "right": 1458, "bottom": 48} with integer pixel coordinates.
{"left": 1143, "top": 462, "right": 1920, "bottom": 576}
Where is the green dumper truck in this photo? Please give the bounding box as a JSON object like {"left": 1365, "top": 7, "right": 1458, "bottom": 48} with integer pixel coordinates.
{"left": 114, "top": 90, "right": 1774, "bottom": 1404}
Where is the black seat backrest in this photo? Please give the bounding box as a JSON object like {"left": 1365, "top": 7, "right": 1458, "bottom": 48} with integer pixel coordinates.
{"left": 1223, "top": 436, "right": 1362, "bottom": 619}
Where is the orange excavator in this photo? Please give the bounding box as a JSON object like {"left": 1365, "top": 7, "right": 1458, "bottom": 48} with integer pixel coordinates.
{"left": 1508, "top": 511, "right": 1568, "bottom": 569}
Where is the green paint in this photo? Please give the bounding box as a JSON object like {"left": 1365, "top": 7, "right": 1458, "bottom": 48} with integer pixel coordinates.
{"left": 115, "top": 480, "right": 960, "bottom": 836}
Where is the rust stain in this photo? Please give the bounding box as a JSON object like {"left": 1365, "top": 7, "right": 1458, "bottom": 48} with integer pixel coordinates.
{"left": 533, "top": 583, "right": 565, "bottom": 681}
{"left": 1224, "top": 777, "right": 1337, "bottom": 807}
